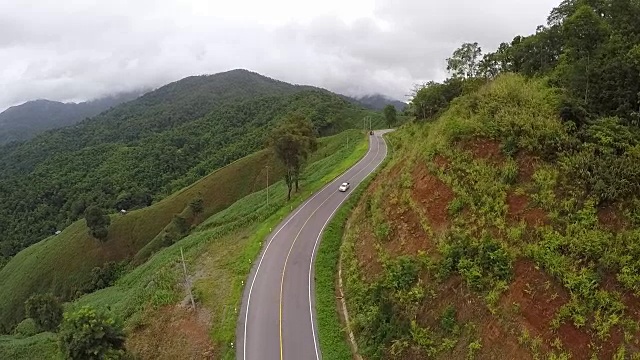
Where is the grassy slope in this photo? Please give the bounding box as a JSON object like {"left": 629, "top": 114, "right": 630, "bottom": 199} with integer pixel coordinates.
{"left": 0, "top": 122, "right": 371, "bottom": 331}
{"left": 341, "top": 75, "right": 640, "bottom": 359}
{"left": 0, "top": 146, "right": 288, "bottom": 331}
{"left": 0, "top": 333, "right": 60, "bottom": 360}
{"left": 0, "top": 129, "right": 368, "bottom": 359}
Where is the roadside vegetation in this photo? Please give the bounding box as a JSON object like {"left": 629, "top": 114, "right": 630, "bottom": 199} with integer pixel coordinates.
{"left": 0, "top": 129, "right": 368, "bottom": 359}
{"left": 337, "top": 0, "right": 640, "bottom": 358}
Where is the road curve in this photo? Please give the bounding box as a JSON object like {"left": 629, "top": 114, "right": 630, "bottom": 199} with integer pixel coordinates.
{"left": 237, "top": 130, "right": 391, "bottom": 360}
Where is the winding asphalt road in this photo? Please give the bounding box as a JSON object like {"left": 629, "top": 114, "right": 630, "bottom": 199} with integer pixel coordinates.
{"left": 237, "top": 130, "right": 391, "bottom": 360}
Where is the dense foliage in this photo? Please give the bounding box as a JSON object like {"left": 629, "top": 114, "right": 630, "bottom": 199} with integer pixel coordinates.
{"left": 84, "top": 206, "right": 111, "bottom": 242}
{"left": 24, "top": 294, "right": 63, "bottom": 333}
{"left": 269, "top": 114, "right": 318, "bottom": 199}
{"left": 58, "top": 306, "right": 126, "bottom": 360}
{"left": 410, "top": 0, "right": 640, "bottom": 206}
{"left": 0, "top": 69, "right": 376, "bottom": 264}
{"left": 0, "top": 91, "right": 142, "bottom": 145}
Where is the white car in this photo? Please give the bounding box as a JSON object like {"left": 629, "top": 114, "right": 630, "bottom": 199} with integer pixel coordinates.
{"left": 338, "top": 182, "right": 350, "bottom": 192}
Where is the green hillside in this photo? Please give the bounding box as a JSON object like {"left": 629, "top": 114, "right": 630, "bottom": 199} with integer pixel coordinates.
{"left": 341, "top": 74, "right": 640, "bottom": 359}
{"left": 0, "top": 69, "right": 384, "bottom": 267}
{"left": 327, "top": 0, "right": 640, "bottom": 357}
{"left": 0, "top": 129, "right": 368, "bottom": 359}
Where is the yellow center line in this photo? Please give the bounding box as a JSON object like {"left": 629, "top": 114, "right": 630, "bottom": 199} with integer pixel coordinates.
{"left": 278, "top": 133, "right": 382, "bottom": 359}
{"left": 279, "top": 190, "right": 337, "bottom": 359}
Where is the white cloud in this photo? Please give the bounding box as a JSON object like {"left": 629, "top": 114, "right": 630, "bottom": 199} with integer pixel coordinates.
{"left": 0, "top": 0, "right": 561, "bottom": 110}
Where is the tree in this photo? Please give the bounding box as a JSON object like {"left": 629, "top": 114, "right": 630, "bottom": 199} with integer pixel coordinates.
{"left": 84, "top": 206, "right": 111, "bottom": 241}
{"left": 411, "top": 79, "right": 464, "bottom": 120}
{"left": 562, "top": 4, "right": 609, "bottom": 103}
{"left": 446, "top": 42, "right": 483, "bottom": 78}
{"left": 58, "top": 306, "right": 126, "bottom": 360}
{"left": 270, "top": 114, "right": 318, "bottom": 200}
{"left": 383, "top": 105, "right": 397, "bottom": 127}
{"left": 478, "top": 52, "right": 501, "bottom": 80}
{"left": 24, "top": 293, "right": 63, "bottom": 332}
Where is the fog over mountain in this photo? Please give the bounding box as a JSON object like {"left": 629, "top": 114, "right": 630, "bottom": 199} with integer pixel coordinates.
{"left": 1, "top": 0, "right": 558, "bottom": 111}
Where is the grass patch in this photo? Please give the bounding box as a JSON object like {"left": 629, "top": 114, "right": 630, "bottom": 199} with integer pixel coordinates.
{"left": 0, "top": 333, "right": 61, "bottom": 360}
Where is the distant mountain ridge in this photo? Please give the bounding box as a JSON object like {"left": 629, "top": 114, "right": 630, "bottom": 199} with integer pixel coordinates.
{"left": 341, "top": 93, "right": 407, "bottom": 112}
{"left": 0, "top": 91, "right": 146, "bottom": 144}
{"left": 0, "top": 68, "right": 383, "bottom": 265}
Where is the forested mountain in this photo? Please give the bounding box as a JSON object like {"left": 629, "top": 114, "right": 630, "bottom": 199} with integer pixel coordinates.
{"left": 342, "top": 93, "right": 407, "bottom": 111}
{"left": 0, "top": 69, "right": 378, "bottom": 264}
{"left": 0, "top": 91, "right": 145, "bottom": 144}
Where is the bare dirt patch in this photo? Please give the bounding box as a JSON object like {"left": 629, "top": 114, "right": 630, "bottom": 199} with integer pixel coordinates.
{"left": 416, "top": 275, "right": 532, "bottom": 360}
{"left": 384, "top": 203, "right": 432, "bottom": 256}
{"left": 515, "top": 152, "right": 540, "bottom": 183}
{"left": 412, "top": 162, "right": 454, "bottom": 233}
{"left": 597, "top": 204, "right": 628, "bottom": 233}
{"left": 127, "top": 305, "right": 214, "bottom": 360}
{"left": 502, "top": 261, "right": 626, "bottom": 359}
{"left": 350, "top": 178, "right": 384, "bottom": 280}
{"left": 506, "top": 192, "right": 549, "bottom": 227}
{"left": 501, "top": 260, "right": 568, "bottom": 352}
{"left": 458, "top": 137, "right": 505, "bottom": 165}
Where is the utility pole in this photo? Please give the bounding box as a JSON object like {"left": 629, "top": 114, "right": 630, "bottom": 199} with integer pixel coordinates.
{"left": 181, "top": 247, "right": 195, "bottom": 310}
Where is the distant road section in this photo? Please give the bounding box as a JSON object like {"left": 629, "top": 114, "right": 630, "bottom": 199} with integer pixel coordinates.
{"left": 238, "top": 130, "right": 391, "bottom": 360}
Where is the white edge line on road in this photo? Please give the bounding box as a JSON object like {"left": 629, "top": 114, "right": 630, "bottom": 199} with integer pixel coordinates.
{"left": 273, "top": 132, "right": 379, "bottom": 359}
{"left": 242, "top": 133, "right": 380, "bottom": 360}
{"left": 308, "top": 133, "right": 388, "bottom": 360}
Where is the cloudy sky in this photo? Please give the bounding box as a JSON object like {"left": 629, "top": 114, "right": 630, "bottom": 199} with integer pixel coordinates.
{"left": 0, "top": 0, "right": 560, "bottom": 111}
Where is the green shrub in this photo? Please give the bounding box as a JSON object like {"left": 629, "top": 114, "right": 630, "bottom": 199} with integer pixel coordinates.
{"left": 14, "top": 318, "right": 39, "bottom": 337}
{"left": 384, "top": 256, "right": 420, "bottom": 291}
{"left": 24, "top": 293, "right": 63, "bottom": 332}
{"left": 188, "top": 198, "right": 204, "bottom": 214}
{"left": 375, "top": 222, "right": 391, "bottom": 241}
{"left": 440, "top": 305, "right": 458, "bottom": 334}
{"left": 448, "top": 197, "right": 465, "bottom": 216}
{"left": 81, "top": 261, "right": 126, "bottom": 295}
{"left": 502, "top": 159, "right": 518, "bottom": 185}
{"left": 58, "top": 306, "right": 126, "bottom": 360}
{"left": 439, "top": 232, "right": 513, "bottom": 291}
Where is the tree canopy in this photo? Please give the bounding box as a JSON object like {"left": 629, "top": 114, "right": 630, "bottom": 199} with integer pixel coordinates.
{"left": 24, "top": 293, "right": 63, "bottom": 332}
{"left": 383, "top": 105, "right": 397, "bottom": 127}
{"left": 84, "top": 206, "right": 111, "bottom": 241}
{"left": 58, "top": 306, "right": 126, "bottom": 360}
{"left": 269, "top": 114, "right": 318, "bottom": 200}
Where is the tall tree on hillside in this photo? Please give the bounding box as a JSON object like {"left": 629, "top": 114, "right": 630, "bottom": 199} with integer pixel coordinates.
{"left": 562, "top": 4, "right": 609, "bottom": 103}
{"left": 84, "top": 206, "right": 111, "bottom": 242}
{"left": 270, "top": 114, "right": 318, "bottom": 200}
{"left": 478, "top": 52, "right": 501, "bottom": 80}
{"left": 383, "top": 105, "right": 397, "bottom": 127}
{"left": 446, "top": 42, "right": 483, "bottom": 78}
